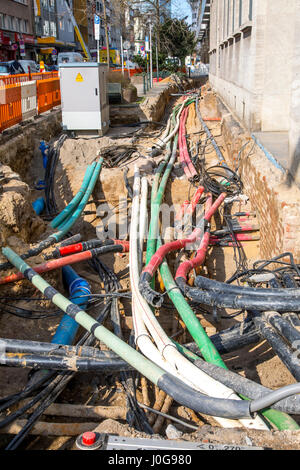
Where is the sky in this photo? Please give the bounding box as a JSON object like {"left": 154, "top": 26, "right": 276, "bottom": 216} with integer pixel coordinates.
{"left": 172, "top": 0, "right": 192, "bottom": 24}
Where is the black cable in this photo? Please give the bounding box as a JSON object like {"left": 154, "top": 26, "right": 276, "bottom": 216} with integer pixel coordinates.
{"left": 2, "top": 261, "right": 113, "bottom": 449}
{"left": 44, "top": 134, "right": 67, "bottom": 218}
{"left": 3, "top": 299, "right": 111, "bottom": 450}
{"left": 184, "top": 317, "right": 262, "bottom": 356}
{"left": 123, "top": 166, "right": 133, "bottom": 200}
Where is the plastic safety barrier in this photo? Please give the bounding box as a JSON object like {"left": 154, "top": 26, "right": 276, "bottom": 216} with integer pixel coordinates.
{"left": 0, "top": 83, "right": 22, "bottom": 132}
{"left": 20, "top": 80, "right": 37, "bottom": 120}
{"left": 0, "top": 72, "right": 58, "bottom": 87}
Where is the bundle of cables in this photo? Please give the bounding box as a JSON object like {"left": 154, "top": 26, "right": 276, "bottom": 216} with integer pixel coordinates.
{"left": 44, "top": 134, "right": 67, "bottom": 218}
{"left": 0, "top": 261, "right": 120, "bottom": 450}
{"left": 199, "top": 164, "right": 243, "bottom": 197}
{"left": 136, "top": 90, "right": 300, "bottom": 432}
{"left": 0, "top": 157, "right": 104, "bottom": 272}
{"left": 100, "top": 145, "right": 143, "bottom": 169}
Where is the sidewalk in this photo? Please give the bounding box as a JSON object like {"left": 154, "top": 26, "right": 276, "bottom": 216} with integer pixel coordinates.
{"left": 135, "top": 78, "right": 169, "bottom": 99}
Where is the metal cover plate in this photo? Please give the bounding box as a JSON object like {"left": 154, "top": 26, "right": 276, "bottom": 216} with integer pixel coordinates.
{"left": 105, "top": 435, "right": 264, "bottom": 451}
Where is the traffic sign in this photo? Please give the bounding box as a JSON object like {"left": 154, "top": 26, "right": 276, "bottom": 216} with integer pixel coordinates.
{"left": 94, "top": 14, "right": 100, "bottom": 40}
{"left": 123, "top": 40, "right": 130, "bottom": 50}
{"left": 145, "top": 36, "right": 150, "bottom": 52}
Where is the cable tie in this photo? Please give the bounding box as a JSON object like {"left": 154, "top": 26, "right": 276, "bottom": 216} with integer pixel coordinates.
{"left": 164, "top": 285, "right": 181, "bottom": 296}
{"left": 161, "top": 342, "right": 178, "bottom": 361}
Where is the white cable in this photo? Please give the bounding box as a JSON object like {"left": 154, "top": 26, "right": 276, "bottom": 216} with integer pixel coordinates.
{"left": 151, "top": 98, "right": 189, "bottom": 152}
{"left": 138, "top": 176, "right": 148, "bottom": 271}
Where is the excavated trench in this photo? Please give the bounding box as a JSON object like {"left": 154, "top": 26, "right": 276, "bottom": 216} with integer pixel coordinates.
{"left": 0, "top": 78, "right": 300, "bottom": 450}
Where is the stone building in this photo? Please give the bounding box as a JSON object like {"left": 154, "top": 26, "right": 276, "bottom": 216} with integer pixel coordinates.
{"left": 208, "top": 0, "right": 300, "bottom": 178}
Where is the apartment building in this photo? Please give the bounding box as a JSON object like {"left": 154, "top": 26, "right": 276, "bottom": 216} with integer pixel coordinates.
{"left": 0, "top": 0, "right": 35, "bottom": 61}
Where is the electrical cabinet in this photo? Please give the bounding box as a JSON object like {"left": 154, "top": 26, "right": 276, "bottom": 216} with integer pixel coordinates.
{"left": 59, "top": 63, "right": 109, "bottom": 135}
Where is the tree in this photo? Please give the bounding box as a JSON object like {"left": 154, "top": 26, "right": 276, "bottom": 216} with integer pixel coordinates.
{"left": 126, "top": 0, "right": 172, "bottom": 50}
{"left": 133, "top": 54, "right": 147, "bottom": 71}
{"left": 102, "top": 1, "right": 110, "bottom": 67}
{"left": 157, "top": 17, "right": 197, "bottom": 68}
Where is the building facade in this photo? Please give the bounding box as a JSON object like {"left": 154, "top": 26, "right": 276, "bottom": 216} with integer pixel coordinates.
{"left": 56, "top": 0, "right": 75, "bottom": 45}
{"left": 0, "top": 0, "right": 35, "bottom": 61}
{"left": 208, "top": 0, "right": 300, "bottom": 163}
{"left": 34, "top": 0, "right": 76, "bottom": 63}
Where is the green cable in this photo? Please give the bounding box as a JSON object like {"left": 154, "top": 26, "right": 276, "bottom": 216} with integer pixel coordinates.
{"left": 51, "top": 162, "right": 96, "bottom": 229}
{"left": 51, "top": 158, "right": 103, "bottom": 242}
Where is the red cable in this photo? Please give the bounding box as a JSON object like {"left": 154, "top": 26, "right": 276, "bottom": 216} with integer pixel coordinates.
{"left": 175, "top": 187, "right": 205, "bottom": 227}
{"left": 209, "top": 233, "right": 260, "bottom": 244}
{"left": 0, "top": 243, "right": 129, "bottom": 285}
{"left": 178, "top": 108, "right": 191, "bottom": 179}
{"left": 143, "top": 191, "right": 226, "bottom": 279}
{"left": 175, "top": 192, "right": 226, "bottom": 281}
{"left": 58, "top": 240, "right": 129, "bottom": 257}
{"left": 178, "top": 106, "right": 198, "bottom": 180}
{"left": 0, "top": 250, "right": 95, "bottom": 285}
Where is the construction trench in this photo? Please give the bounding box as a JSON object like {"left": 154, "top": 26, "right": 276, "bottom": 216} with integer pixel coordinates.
{"left": 0, "top": 76, "right": 300, "bottom": 451}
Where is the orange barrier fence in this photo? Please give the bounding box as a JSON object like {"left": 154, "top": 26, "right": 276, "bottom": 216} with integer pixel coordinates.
{"left": 52, "top": 78, "right": 61, "bottom": 107}
{"left": 110, "top": 68, "right": 143, "bottom": 77}
{"left": 37, "top": 77, "right": 61, "bottom": 114}
{"left": 0, "top": 72, "right": 58, "bottom": 86}
{"left": 32, "top": 72, "right": 59, "bottom": 81}
{"left": 0, "top": 77, "right": 61, "bottom": 132}
{"left": 0, "top": 84, "right": 22, "bottom": 132}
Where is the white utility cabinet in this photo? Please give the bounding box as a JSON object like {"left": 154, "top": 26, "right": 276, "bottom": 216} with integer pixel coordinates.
{"left": 59, "top": 63, "right": 109, "bottom": 135}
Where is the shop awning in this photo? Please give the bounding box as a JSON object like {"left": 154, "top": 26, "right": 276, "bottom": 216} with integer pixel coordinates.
{"left": 37, "top": 37, "right": 64, "bottom": 46}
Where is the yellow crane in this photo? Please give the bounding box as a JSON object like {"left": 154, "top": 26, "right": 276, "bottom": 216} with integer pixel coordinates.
{"left": 63, "top": 0, "right": 92, "bottom": 61}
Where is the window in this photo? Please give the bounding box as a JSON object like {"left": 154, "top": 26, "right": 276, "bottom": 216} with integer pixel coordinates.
{"left": 43, "top": 20, "right": 50, "bottom": 36}
{"left": 239, "top": 0, "right": 243, "bottom": 26}
{"left": 249, "top": 0, "right": 253, "bottom": 20}
{"left": 23, "top": 20, "right": 28, "bottom": 33}
{"left": 50, "top": 21, "right": 57, "bottom": 37}
{"left": 9, "top": 16, "right": 15, "bottom": 31}
{"left": 15, "top": 18, "right": 21, "bottom": 32}
{"left": 68, "top": 20, "right": 72, "bottom": 32}
{"left": 0, "top": 14, "right": 3, "bottom": 29}
{"left": 59, "top": 18, "right": 64, "bottom": 31}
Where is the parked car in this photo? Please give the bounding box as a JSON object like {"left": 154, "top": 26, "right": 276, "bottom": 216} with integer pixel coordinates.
{"left": 47, "top": 64, "right": 59, "bottom": 71}
{"left": 0, "top": 62, "right": 13, "bottom": 76}
{"left": 57, "top": 52, "right": 84, "bottom": 64}
{"left": 17, "top": 60, "right": 39, "bottom": 74}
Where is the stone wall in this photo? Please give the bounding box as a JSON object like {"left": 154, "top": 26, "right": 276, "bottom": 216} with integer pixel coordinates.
{"left": 0, "top": 108, "right": 62, "bottom": 180}
{"left": 0, "top": 109, "right": 61, "bottom": 247}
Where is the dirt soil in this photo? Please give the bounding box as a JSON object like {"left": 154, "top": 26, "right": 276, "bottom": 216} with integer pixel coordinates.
{"left": 0, "top": 81, "right": 299, "bottom": 450}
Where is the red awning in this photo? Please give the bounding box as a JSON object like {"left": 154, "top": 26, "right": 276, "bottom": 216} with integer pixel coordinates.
{"left": 0, "top": 30, "right": 11, "bottom": 46}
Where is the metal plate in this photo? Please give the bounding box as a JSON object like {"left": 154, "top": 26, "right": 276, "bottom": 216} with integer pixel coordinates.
{"left": 104, "top": 435, "right": 264, "bottom": 451}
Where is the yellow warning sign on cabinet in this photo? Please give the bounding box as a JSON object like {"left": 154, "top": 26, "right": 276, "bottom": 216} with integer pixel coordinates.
{"left": 76, "top": 73, "right": 83, "bottom": 82}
